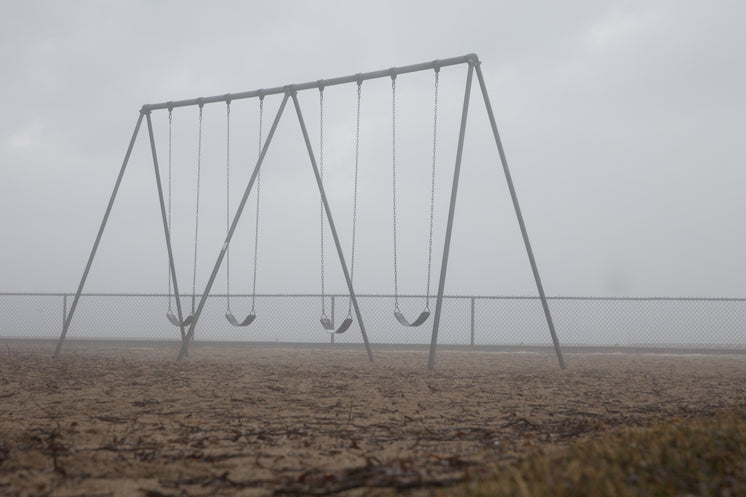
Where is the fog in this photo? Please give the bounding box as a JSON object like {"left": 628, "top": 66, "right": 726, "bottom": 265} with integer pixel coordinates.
{"left": 2, "top": 1, "right": 745, "bottom": 300}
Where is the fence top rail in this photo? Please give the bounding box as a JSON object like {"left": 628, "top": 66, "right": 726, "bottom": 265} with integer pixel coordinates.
{"left": 140, "top": 54, "right": 479, "bottom": 113}
{"left": 1, "top": 292, "right": 745, "bottom": 302}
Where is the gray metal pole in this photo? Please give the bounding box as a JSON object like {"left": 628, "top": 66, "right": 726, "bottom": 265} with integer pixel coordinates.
{"left": 63, "top": 294, "right": 67, "bottom": 331}
{"left": 473, "top": 62, "right": 566, "bottom": 370}
{"left": 145, "top": 111, "right": 189, "bottom": 344}
{"left": 177, "top": 93, "right": 290, "bottom": 361}
{"left": 428, "top": 62, "right": 475, "bottom": 369}
{"left": 470, "top": 297, "right": 475, "bottom": 347}
{"left": 330, "top": 294, "right": 336, "bottom": 329}
{"left": 291, "top": 92, "right": 375, "bottom": 363}
{"left": 330, "top": 295, "right": 336, "bottom": 345}
{"left": 143, "top": 55, "right": 476, "bottom": 112}
{"left": 54, "top": 113, "right": 144, "bottom": 357}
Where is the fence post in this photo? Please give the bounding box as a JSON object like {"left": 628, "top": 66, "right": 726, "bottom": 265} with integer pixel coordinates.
{"left": 63, "top": 294, "right": 68, "bottom": 332}
{"left": 330, "top": 295, "right": 335, "bottom": 344}
{"left": 470, "top": 297, "right": 475, "bottom": 347}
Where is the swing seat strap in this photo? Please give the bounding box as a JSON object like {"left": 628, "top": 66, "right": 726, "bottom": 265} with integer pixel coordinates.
{"left": 321, "top": 315, "right": 353, "bottom": 334}
{"left": 167, "top": 311, "right": 193, "bottom": 327}
{"left": 394, "top": 309, "right": 430, "bottom": 327}
{"left": 225, "top": 311, "right": 256, "bottom": 327}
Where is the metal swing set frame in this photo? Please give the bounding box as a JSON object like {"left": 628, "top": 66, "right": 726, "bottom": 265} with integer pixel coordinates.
{"left": 54, "top": 53, "right": 566, "bottom": 370}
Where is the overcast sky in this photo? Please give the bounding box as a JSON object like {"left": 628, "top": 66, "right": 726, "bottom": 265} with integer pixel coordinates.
{"left": 1, "top": 0, "right": 745, "bottom": 299}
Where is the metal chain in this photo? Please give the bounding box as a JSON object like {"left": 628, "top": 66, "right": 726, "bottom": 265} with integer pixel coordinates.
{"left": 425, "top": 69, "right": 439, "bottom": 309}
{"left": 250, "top": 96, "right": 263, "bottom": 312}
{"left": 319, "top": 87, "right": 327, "bottom": 317}
{"left": 225, "top": 101, "right": 232, "bottom": 312}
{"left": 348, "top": 81, "right": 362, "bottom": 317}
{"left": 167, "top": 108, "right": 174, "bottom": 313}
{"left": 191, "top": 104, "right": 203, "bottom": 314}
{"left": 391, "top": 75, "right": 399, "bottom": 309}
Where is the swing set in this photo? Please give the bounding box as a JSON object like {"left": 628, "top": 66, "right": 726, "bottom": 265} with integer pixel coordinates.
{"left": 54, "top": 54, "right": 566, "bottom": 369}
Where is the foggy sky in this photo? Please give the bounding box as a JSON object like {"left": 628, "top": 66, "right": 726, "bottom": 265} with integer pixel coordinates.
{"left": 1, "top": 0, "right": 745, "bottom": 298}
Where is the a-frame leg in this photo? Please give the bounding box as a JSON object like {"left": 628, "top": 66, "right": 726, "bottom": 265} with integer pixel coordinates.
{"left": 177, "top": 94, "right": 290, "bottom": 361}
{"left": 290, "top": 92, "right": 375, "bottom": 363}
{"left": 427, "top": 58, "right": 566, "bottom": 370}
{"left": 54, "top": 112, "right": 145, "bottom": 357}
{"left": 473, "top": 60, "right": 566, "bottom": 370}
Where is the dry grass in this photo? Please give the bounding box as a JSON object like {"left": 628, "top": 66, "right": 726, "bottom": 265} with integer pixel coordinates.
{"left": 453, "top": 409, "right": 746, "bottom": 497}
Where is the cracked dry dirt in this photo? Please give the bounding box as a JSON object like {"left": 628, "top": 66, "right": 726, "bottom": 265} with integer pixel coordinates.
{"left": 0, "top": 342, "right": 745, "bottom": 496}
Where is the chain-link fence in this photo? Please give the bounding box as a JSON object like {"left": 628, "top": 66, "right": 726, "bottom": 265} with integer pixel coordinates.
{"left": 1, "top": 292, "right": 745, "bottom": 349}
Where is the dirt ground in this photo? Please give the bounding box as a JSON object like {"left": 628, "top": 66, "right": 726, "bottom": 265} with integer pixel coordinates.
{"left": 0, "top": 341, "right": 745, "bottom": 497}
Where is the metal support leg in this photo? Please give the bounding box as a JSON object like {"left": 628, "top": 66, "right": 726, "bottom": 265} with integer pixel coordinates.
{"left": 177, "top": 94, "right": 290, "bottom": 361}
{"left": 291, "top": 92, "right": 375, "bottom": 363}
{"left": 54, "top": 113, "right": 144, "bottom": 357}
{"left": 428, "top": 63, "right": 474, "bottom": 369}
{"left": 473, "top": 62, "right": 566, "bottom": 370}
{"left": 145, "top": 112, "right": 190, "bottom": 345}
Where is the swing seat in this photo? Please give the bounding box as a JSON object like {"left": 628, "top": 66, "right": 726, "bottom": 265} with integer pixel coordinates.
{"left": 394, "top": 309, "right": 430, "bottom": 327}
{"left": 320, "top": 315, "right": 353, "bottom": 334}
{"left": 226, "top": 311, "right": 256, "bottom": 327}
{"left": 167, "top": 311, "right": 193, "bottom": 327}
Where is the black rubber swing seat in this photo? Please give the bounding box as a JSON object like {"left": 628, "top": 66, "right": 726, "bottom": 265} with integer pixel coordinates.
{"left": 167, "top": 312, "right": 194, "bottom": 327}
{"left": 225, "top": 312, "right": 256, "bottom": 327}
{"left": 394, "top": 309, "right": 430, "bottom": 327}
{"left": 320, "top": 315, "right": 353, "bottom": 334}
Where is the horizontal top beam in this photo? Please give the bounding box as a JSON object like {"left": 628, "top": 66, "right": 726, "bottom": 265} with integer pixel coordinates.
{"left": 141, "top": 53, "right": 479, "bottom": 113}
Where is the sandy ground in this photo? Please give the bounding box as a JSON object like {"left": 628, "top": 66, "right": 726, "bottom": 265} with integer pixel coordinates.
{"left": 0, "top": 341, "right": 745, "bottom": 496}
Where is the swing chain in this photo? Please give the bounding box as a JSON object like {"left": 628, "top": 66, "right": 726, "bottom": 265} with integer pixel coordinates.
{"left": 225, "top": 101, "right": 232, "bottom": 312}
{"left": 425, "top": 68, "right": 440, "bottom": 309}
{"left": 348, "top": 80, "right": 362, "bottom": 317}
{"left": 391, "top": 69, "right": 438, "bottom": 313}
{"left": 192, "top": 103, "right": 204, "bottom": 314}
{"left": 251, "top": 96, "right": 264, "bottom": 313}
{"left": 391, "top": 75, "right": 400, "bottom": 310}
{"left": 167, "top": 108, "right": 174, "bottom": 313}
{"left": 319, "top": 87, "right": 327, "bottom": 318}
